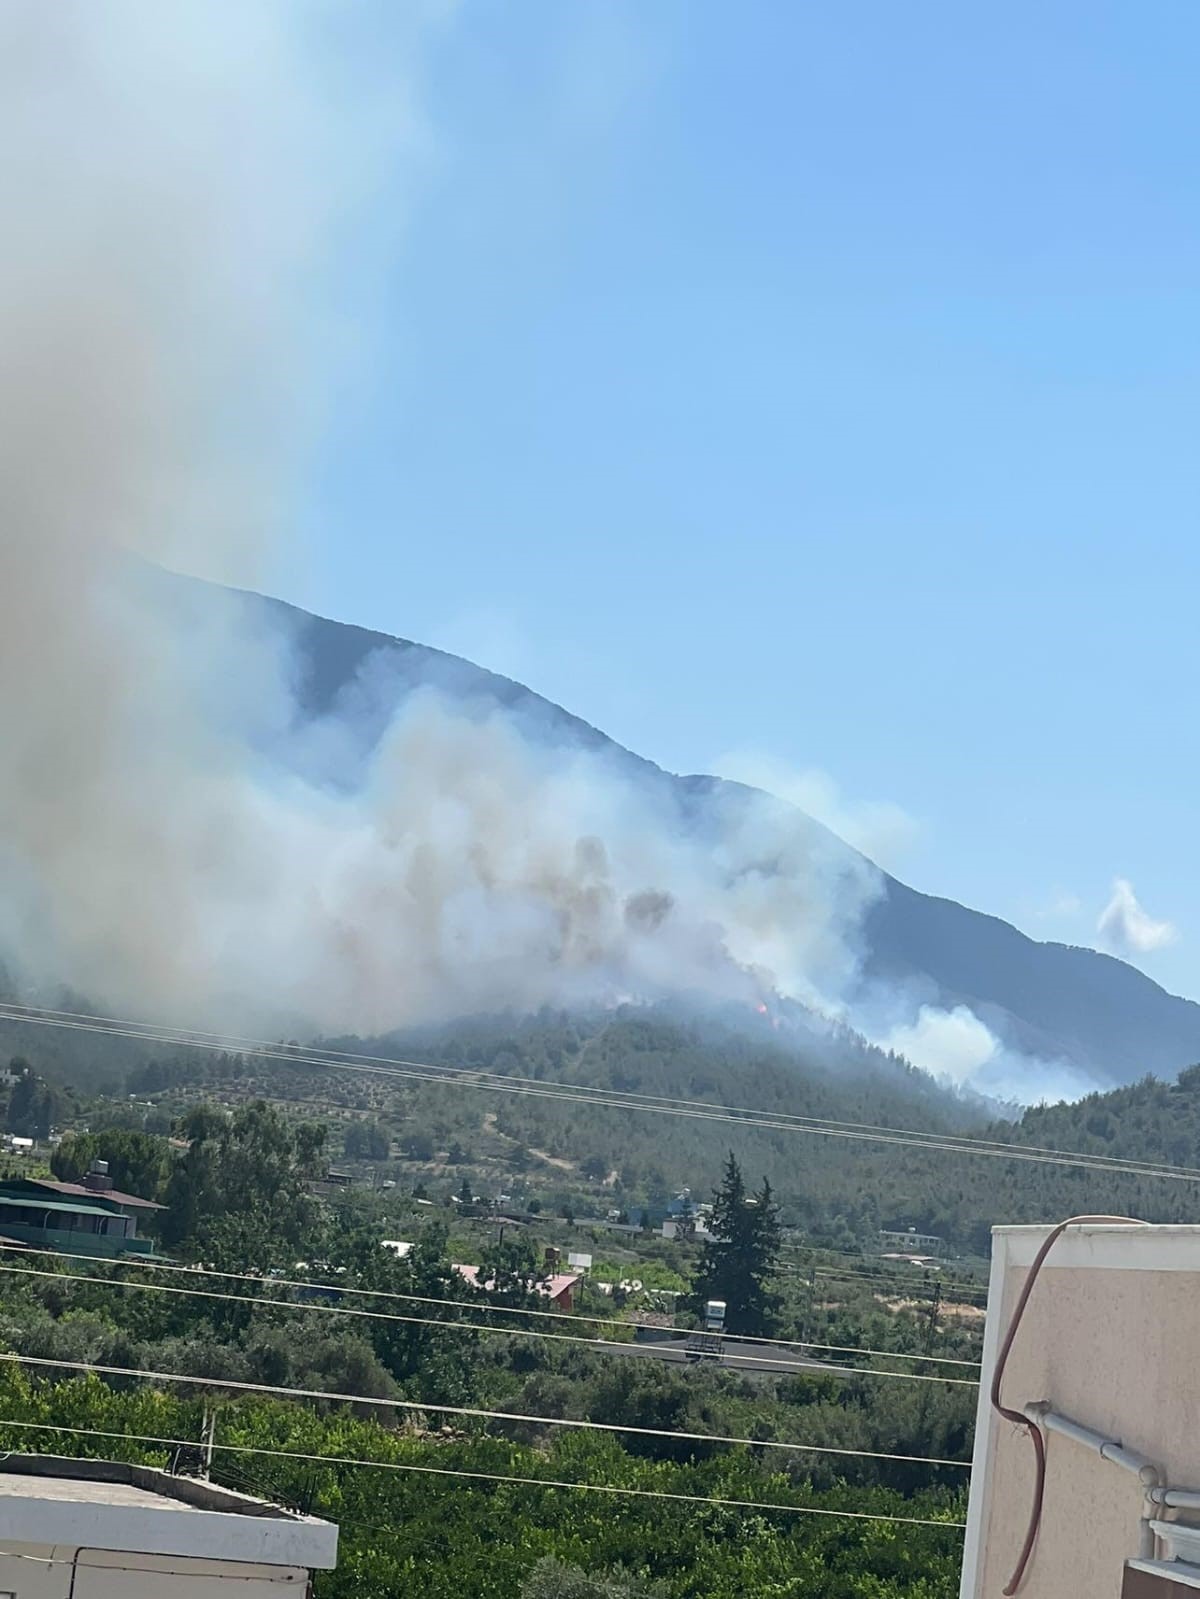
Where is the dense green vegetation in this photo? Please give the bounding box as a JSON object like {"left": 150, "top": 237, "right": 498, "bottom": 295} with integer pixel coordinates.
{"left": 0, "top": 1368, "right": 965, "bottom": 1598}
{"left": 28, "top": 1006, "right": 1193, "bottom": 1251}
{"left": 2, "top": 1002, "right": 1199, "bottom": 1594}
{"left": 16, "top": 1002, "right": 1200, "bottom": 1245}
{"left": 0, "top": 1084, "right": 976, "bottom": 1596}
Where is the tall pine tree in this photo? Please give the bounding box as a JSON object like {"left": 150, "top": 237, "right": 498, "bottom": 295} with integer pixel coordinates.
{"left": 692, "top": 1152, "right": 782, "bottom": 1336}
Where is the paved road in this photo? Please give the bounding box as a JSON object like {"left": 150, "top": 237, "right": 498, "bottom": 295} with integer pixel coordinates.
{"left": 616, "top": 1337, "right": 833, "bottom": 1375}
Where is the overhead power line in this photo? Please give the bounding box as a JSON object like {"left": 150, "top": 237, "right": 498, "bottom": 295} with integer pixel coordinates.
{"left": 0, "top": 1263, "right": 977, "bottom": 1389}
{"left": 0, "top": 1000, "right": 1177, "bottom": 1176}
{"left": 0, "top": 999, "right": 1124, "bottom": 1164}
{"left": 0, "top": 1260, "right": 964, "bottom": 1385}
{"left": 2, "top": 1547, "right": 296, "bottom": 1584}
{"left": 0, "top": 1351, "right": 977, "bottom": 1450}
{"left": 0, "top": 1000, "right": 1192, "bottom": 1183}
{"left": 0, "top": 1418, "right": 967, "bottom": 1531}
{"left": 0, "top": 1243, "right": 982, "bottom": 1370}
{"left": 2, "top": 997, "right": 1189, "bottom": 1178}
{"left": 794, "top": 1255, "right": 988, "bottom": 1294}
{"left": 812, "top": 1266, "right": 988, "bottom": 1299}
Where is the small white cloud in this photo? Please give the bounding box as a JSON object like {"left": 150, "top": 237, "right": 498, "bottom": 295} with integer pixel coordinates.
{"left": 1097, "top": 878, "right": 1177, "bottom": 956}
{"left": 712, "top": 753, "right": 918, "bottom": 871}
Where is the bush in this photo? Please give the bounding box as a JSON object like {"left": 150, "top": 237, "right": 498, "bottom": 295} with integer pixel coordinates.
{"left": 521, "top": 1558, "right": 666, "bottom": 1598}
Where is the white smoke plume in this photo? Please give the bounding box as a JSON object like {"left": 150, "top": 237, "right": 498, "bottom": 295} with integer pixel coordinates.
{"left": 0, "top": 2, "right": 882, "bottom": 1037}
{"left": 1097, "top": 878, "right": 1177, "bottom": 958}
{"left": 712, "top": 752, "right": 918, "bottom": 872}
{"left": 0, "top": 4, "right": 1093, "bottom": 1121}
{"left": 875, "top": 1003, "right": 1091, "bottom": 1106}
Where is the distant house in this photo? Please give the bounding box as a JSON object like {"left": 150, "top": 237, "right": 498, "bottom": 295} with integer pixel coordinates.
{"left": 0, "top": 1163, "right": 162, "bottom": 1258}
{"left": 452, "top": 1263, "right": 583, "bottom": 1312}
{"left": 663, "top": 1215, "right": 716, "bottom": 1243}
{"left": 381, "top": 1240, "right": 414, "bottom": 1259}
{"left": 878, "top": 1227, "right": 943, "bottom": 1256}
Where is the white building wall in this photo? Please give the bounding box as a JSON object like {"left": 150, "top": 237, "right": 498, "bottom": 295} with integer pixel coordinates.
{"left": 961, "top": 1223, "right": 1200, "bottom": 1599}
{"left": 0, "top": 1542, "right": 309, "bottom": 1596}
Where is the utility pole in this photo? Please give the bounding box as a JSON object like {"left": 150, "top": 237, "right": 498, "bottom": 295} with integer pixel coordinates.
{"left": 201, "top": 1407, "right": 216, "bottom": 1481}
{"left": 916, "top": 1278, "right": 942, "bottom": 1453}
{"left": 923, "top": 1280, "right": 942, "bottom": 1354}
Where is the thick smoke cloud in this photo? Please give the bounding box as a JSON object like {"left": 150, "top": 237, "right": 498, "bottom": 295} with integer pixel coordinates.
{"left": 713, "top": 752, "right": 918, "bottom": 873}
{"left": 0, "top": 2, "right": 880, "bottom": 1037}
{"left": 0, "top": 5, "right": 1090, "bottom": 1112}
{"left": 872, "top": 1003, "right": 1093, "bottom": 1106}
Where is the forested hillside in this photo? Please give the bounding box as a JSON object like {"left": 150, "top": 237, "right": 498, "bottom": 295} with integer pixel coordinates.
{"left": 11, "top": 1006, "right": 1200, "bottom": 1254}
{"left": 222, "top": 578, "right": 1200, "bottom": 1088}
{"left": 4, "top": 1006, "right": 1199, "bottom": 1596}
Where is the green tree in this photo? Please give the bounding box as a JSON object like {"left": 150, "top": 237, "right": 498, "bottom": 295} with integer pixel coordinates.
{"left": 50, "top": 1131, "right": 168, "bottom": 1199}
{"left": 344, "top": 1120, "right": 390, "bottom": 1161}
{"left": 5, "top": 1062, "right": 68, "bottom": 1141}
{"left": 476, "top": 1236, "right": 545, "bottom": 1305}
{"left": 692, "top": 1152, "right": 782, "bottom": 1336}
{"left": 160, "top": 1102, "right": 326, "bottom": 1265}
{"left": 522, "top": 1558, "right": 667, "bottom": 1598}
{"left": 405, "top": 1131, "right": 435, "bottom": 1161}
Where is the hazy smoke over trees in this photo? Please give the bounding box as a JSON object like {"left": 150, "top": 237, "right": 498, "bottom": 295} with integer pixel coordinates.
{"left": 0, "top": 3, "right": 884, "bottom": 1038}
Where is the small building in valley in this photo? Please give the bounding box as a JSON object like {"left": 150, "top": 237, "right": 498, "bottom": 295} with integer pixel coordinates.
{"left": 878, "top": 1226, "right": 943, "bottom": 1256}
{"left": 452, "top": 1262, "right": 583, "bottom": 1311}
{"left": 0, "top": 1165, "right": 162, "bottom": 1258}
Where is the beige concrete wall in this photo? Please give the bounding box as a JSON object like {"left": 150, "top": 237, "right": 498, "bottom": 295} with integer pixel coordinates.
{"left": 962, "top": 1225, "right": 1200, "bottom": 1599}
{"left": 0, "top": 1542, "right": 308, "bottom": 1596}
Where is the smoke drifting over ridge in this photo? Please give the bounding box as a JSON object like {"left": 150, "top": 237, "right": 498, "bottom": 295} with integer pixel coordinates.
{"left": 0, "top": 4, "right": 882, "bottom": 1039}
{"left": 0, "top": 7, "right": 1088, "bottom": 1108}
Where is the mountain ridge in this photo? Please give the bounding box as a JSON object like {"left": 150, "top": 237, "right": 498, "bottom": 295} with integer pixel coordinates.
{"left": 182, "top": 574, "right": 1200, "bottom": 1092}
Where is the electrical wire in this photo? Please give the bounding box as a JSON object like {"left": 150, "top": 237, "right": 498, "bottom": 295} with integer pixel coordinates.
{"left": 2, "top": 998, "right": 1188, "bottom": 1179}
{"left": 0, "top": 1352, "right": 978, "bottom": 1469}
{"left": 2, "top": 1548, "right": 301, "bottom": 1584}
{"left": 0, "top": 1259, "right": 841, "bottom": 1379}
{"left": 0, "top": 1342, "right": 976, "bottom": 1465}
{"left": 812, "top": 1267, "right": 987, "bottom": 1301}
{"left": 990, "top": 1216, "right": 1148, "bottom": 1596}
{"left": 1, "top": 1001, "right": 1194, "bottom": 1182}
{"left": 806, "top": 1260, "right": 987, "bottom": 1290}
{"left": 0, "top": 1417, "right": 967, "bottom": 1530}
{"left": 8, "top": 996, "right": 1188, "bottom": 1178}
{"left": 811, "top": 1275, "right": 987, "bottom": 1308}
{"left": 0, "top": 1243, "right": 983, "bottom": 1369}
{"left": 0, "top": 1357, "right": 967, "bottom": 1469}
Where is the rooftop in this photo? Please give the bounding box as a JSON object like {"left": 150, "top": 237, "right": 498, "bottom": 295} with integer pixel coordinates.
{"left": 453, "top": 1263, "right": 582, "bottom": 1300}
{"left": 0, "top": 1193, "right": 123, "bottom": 1218}
{"left": 0, "top": 1455, "right": 338, "bottom": 1569}
{"left": 24, "top": 1176, "right": 165, "bottom": 1210}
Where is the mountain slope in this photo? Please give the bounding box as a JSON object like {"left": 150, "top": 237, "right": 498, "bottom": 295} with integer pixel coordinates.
{"left": 207, "top": 580, "right": 1200, "bottom": 1090}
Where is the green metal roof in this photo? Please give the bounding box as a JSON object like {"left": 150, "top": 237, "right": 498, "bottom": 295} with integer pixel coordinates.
{"left": 0, "top": 1193, "right": 121, "bottom": 1218}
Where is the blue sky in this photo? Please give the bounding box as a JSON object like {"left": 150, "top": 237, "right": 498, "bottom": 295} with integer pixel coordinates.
{"left": 283, "top": 3, "right": 1199, "bottom": 998}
